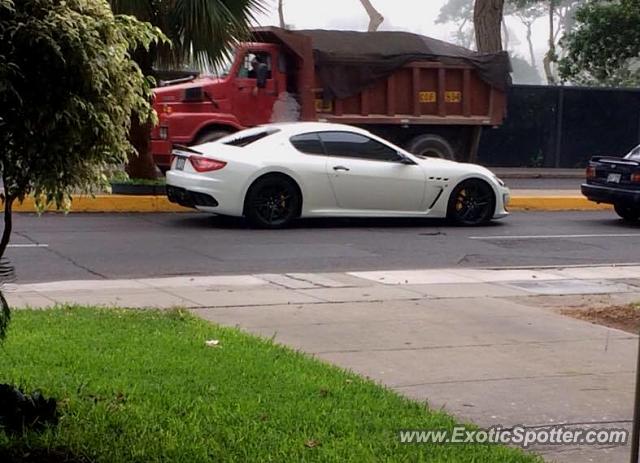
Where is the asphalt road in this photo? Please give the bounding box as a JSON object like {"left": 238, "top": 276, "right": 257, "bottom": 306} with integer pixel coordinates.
{"left": 4, "top": 210, "right": 640, "bottom": 283}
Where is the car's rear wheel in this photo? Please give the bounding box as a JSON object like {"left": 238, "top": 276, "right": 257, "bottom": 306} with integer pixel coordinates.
{"left": 245, "top": 176, "right": 301, "bottom": 229}
{"left": 614, "top": 203, "right": 640, "bottom": 222}
{"left": 447, "top": 179, "right": 496, "bottom": 226}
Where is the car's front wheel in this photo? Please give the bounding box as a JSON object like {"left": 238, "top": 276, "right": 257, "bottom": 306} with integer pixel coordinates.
{"left": 245, "top": 176, "right": 301, "bottom": 229}
{"left": 447, "top": 179, "right": 496, "bottom": 226}
{"left": 614, "top": 203, "right": 640, "bottom": 222}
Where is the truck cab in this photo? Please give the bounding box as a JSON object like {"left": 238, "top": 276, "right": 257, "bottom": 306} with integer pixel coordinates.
{"left": 151, "top": 43, "right": 290, "bottom": 171}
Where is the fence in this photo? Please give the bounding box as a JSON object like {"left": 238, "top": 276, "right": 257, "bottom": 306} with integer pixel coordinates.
{"left": 478, "top": 84, "right": 640, "bottom": 168}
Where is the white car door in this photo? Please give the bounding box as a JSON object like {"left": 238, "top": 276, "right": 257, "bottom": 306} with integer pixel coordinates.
{"left": 287, "top": 132, "right": 339, "bottom": 211}
{"left": 319, "top": 131, "right": 427, "bottom": 212}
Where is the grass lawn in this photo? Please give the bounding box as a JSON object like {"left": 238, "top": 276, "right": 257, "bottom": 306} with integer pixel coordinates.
{"left": 0, "top": 307, "right": 541, "bottom": 462}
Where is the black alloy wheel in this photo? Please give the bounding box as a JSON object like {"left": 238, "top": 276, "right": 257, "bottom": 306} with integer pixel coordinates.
{"left": 447, "top": 179, "right": 496, "bottom": 226}
{"left": 245, "top": 176, "right": 300, "bottom": 228}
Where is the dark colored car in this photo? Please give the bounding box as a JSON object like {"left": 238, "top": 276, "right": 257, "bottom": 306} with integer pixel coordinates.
{"left": 582, "top": 145, "right": 640, "bottom": 221}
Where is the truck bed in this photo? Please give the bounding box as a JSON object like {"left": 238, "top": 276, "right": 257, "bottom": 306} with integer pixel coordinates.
{"left": 315, "top": 62, "right": 505, "bottom": 126}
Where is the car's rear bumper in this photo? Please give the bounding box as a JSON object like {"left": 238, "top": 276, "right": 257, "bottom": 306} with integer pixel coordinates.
{"left": 166, "top": 169, "right": 244, "bottom": 216}
{"left": 581, "top": 183, "right": 640, "bottom": 206}
{"left": 166, "top": 185, "right": 218, "bottom": 209}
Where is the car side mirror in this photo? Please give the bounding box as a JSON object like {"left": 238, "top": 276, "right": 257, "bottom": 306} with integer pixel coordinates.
{"left": 396, "top": 153, "right": 416, "bottom": 165}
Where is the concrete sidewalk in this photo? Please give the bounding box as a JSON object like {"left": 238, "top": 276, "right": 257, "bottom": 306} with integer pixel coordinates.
{"left": 6, "top": 265, "right": 640, "bottom": 462}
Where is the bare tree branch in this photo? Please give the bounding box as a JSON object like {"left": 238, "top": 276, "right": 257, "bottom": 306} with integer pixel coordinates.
{"left": 278, "top": 0, "right": 285, "bottom": 28}
{"left": 359, "top": 0, "right": 384, "bottom": 32}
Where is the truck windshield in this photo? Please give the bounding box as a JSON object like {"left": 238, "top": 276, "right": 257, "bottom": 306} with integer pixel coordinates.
{"left": 222, "top": 128, "right": 281, "bottom": 147}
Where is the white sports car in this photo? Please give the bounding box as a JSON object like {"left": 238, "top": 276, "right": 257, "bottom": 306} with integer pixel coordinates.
{"left": 166, "top": 122, "right": 510, "bottom": 228}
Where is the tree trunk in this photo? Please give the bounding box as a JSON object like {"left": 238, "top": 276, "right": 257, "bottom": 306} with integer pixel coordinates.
{"left": 474, "top": 0, "right": 505, "bottom": 53}
{"left": 0, "top": 192, "right": 13, "bottom": 341}
{"left": 526, "top": 22, "right": 536, "bottom": 68}
{"left": 126, "top": 117, "right": 157, "bottom": 179}
{"left": 127, "top": 48, "right": 158, "bottom": 180}
{"left": 278, "top": 0, "right": 285, "bottom": 28}
{"left": 0, "top": 194, "right": 14, "bottom": 261}
{"left": 359, "top": 0, "right": 384, "bottom": 32}
{"left": 543, "top": 0, "right": 557, "bottom": 85}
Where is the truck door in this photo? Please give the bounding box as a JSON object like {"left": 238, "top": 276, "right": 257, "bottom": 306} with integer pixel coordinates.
{"left": 233, "top": 50, "right": 279, "bottom": 127}
{"left": 319, "top": 131, "right": 428, "bottom": 212}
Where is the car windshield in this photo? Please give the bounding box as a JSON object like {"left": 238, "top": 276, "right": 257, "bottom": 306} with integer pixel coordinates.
{"left": 219, "top": 128, "right": 280, "bottom": 147}
{"left": 625, "top": 145, "right": 640, "bottom": 160}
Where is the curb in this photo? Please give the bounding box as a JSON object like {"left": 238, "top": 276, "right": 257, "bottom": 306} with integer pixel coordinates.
{"left": 13, "top": 195, "right": 190, "bottom": 213}
{"left": 508, "top": 196, "right": 611, "bottom": 211}
{"left": 11, "top": 194, "right": 611, "bottom": 213}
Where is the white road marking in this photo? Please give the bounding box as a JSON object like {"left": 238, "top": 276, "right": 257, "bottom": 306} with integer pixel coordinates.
{"left": 470, "top": 233, "right": 640, "bottom": 240}
{"left": 8, "top": 243, "right": 48, "bottom": 248}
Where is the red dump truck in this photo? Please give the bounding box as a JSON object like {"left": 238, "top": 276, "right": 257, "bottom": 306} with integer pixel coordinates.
{"left": 151, "top": 27, "right": 511, "bottom": 172}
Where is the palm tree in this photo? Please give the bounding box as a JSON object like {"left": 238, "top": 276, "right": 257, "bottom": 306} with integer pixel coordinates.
{"left": 109, "top": 0, "right": 266, "bottom": 178}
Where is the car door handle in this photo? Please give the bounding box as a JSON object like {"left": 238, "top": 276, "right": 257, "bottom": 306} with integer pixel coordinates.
{"left": 333, "top": 166, "right": 350, "bottom": 172}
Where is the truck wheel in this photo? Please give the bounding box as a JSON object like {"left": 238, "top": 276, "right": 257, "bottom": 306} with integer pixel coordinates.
{"left": 614, "top": 204, "right": 640, "bottom": 222}
{"left": 406, "top": 134, "right": 455, "bottom": 160}
{"left": 194, "top": 129, "right": 231, "bottom": 145}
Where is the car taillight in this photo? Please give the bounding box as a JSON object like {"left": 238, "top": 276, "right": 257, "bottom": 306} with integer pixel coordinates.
{"left": 189, "top": 155, "right": 227, "bottom": 172}
{"left": 586, "top": 166, "right": 596, "bottom": 179}
{"left": 632, "top": 173, "right": 640, "bottom": 183}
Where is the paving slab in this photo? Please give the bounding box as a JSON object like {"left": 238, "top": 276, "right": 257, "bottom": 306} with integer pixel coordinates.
{"left": 503, "top": 279, "right": 638, "bottom": 296}
{"left": 24, "top": 288, "right": 191, "bottom": 309}
{"left": 295, "top": 285, "right": 424, "bottom": 303}
{"left": 137, "top": 275, "right": 268, "bottom": 288}
{"left": 255, "top": 273, "right": 319, "bottom": 289}
{"left": 164, "top": 287, "right": 323, "bottom": 308}
{"left": 285, "top": 272, "right": 361, "bottom": 288}
{"left": 4, "top": 292, "right": 57, "bottom": 308}
{"left": 349, "top": 269, "right": 480, "bottom": 285}
{"left": 548, "top": 266, "right": 640, "bottom": 280}
{"left": 406, "top": 282, "right": 530, "bottom": 298}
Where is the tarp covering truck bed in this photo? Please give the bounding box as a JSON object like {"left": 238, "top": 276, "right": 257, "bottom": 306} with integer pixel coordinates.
{"left": 252, "top": 27, "right": 511, "bottom": 99}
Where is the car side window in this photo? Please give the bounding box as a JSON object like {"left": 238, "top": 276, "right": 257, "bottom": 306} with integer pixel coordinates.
{"left": 290, "top": 133, "right": 326, "bottom": 155}
{"left": 318, "top": 131, "right": 399, "bottom": 162}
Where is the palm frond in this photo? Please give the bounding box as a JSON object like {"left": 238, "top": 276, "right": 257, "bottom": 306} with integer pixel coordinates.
{"left": 162, "top": 0, "right": 267, "bottom": 70}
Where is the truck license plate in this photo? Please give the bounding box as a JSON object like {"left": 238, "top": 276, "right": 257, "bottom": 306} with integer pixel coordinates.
{"left": 607, "top": 173, "right": 621, "bottom": 183}
{"left": 175, "top": 157, "right": 186, "bottom": 171}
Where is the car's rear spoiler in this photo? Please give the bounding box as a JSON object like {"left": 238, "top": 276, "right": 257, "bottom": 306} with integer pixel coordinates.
{"left": 590, "top": 156, "right": 640, "bottom": 167}
{"left": 172, "top": 144, "right": 202, "bottom": 155}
